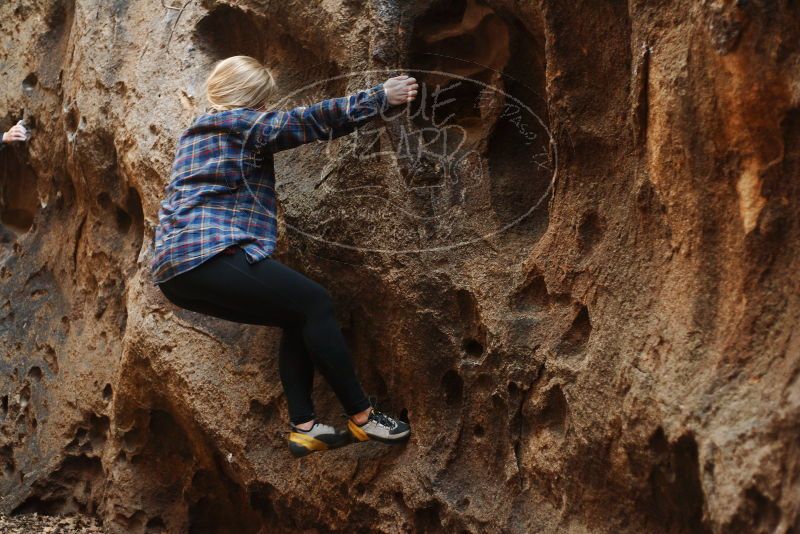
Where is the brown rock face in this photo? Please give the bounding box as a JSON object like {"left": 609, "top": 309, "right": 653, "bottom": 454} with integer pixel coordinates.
{"left": 1, "top": 0, "right": 798, "bottom": 532}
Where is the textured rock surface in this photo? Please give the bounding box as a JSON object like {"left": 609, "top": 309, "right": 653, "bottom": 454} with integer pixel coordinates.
{"left": 1, "top": 0, "right": 799, "bottom": 533}
{"left": 0, "top": 512, "right": 105, "bottom": 533}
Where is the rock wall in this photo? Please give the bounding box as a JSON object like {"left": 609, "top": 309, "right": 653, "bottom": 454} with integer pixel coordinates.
{"left": 1, "top": 0, "right": 798, "bottom": 532}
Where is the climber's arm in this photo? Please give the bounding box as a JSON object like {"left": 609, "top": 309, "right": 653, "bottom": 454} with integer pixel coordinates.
{"left": 252, "top": 75, "right": 418, "bottom": 154}
{"left": 252, "top": 83, "right": 388, "bottom": 155}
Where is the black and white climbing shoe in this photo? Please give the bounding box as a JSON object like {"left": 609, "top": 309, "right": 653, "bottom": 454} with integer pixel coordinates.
{"left": 288, "top": 421, "right": 350, "bottom": 458}
{"left": 347, "top": 408, "right": 411, "bottom": 444}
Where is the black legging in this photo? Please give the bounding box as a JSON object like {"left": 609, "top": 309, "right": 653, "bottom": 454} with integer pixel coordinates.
{"left": 156, "top": 246, "right": 371, "bottom": 425}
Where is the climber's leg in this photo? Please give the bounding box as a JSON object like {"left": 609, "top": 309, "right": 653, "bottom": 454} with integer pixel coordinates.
{"left": 156, "top": 248, "right": 372, "bottom": 419}
{"left": 158, "top": 261, "right": 318, "bottom": 425}
{"left": 278, "top": 326, "right": 316, "bottom": 426}
{"left": 159, "top": 279, "right": 270, "bottom": 324}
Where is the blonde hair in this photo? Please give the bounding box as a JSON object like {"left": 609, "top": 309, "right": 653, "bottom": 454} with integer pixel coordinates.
{"left": 204, "top": 55, "right": 276, "bottom": 112}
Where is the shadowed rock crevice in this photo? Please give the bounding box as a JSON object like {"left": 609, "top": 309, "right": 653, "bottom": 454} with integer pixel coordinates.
{"left": 486, "top": 7, "right": 551, "bottom": 236}
{"left": 247, "top": 482, "right": 280, "bottom": 525}
{"left": 557, "top": 305, "right": 592, "bottom": 357}
{"left": 532, "top": 384, "right": 568, "bottom": 436}
{"left": 108, "top": 396, "right": 275, "bottom": 533}
{"left": 194, "top": 3, "right": 345, "bottom": 99}
{"left": 65, "top": 413, "right": 110, "bottom": 456}
{"left": 11, "top": 455, "right": 104, "bottom": 516}
{"left": 22, "top": 73, "right": 38, "bottom": 97}
{"left": 414, "top": 499, "right": 444, "bottom": 533}
{"left": 1, "top": 444, "right": 15, "bottom": 477}
{"left": 36, "top": 0, "right": 75, "bottom": 88}
{"left": 144, "top": 515, "right": 166, "bottom": 533}
{"left": 455, "top": 288, "right": 486, "bottom": 360}
{"left": 0, "top": 138, "right": 39, "bottom": 235}
{"left": 578, "top": 210, "right": 605, "bottom": 255}
{"left": 195, "top": 5, "right": 264, "bottom": 60}
{"left": 410, "top": 0, "right": 511, "bottom": 142}
{"left": 405, "top": 0, "right": 552, "bottom": 246}
{"left": 644, "top": 430, "right": 711, "bottom": 534}
{"left": 724, "top": 487, "right": 781, "bottom": 534}
{"left": 442, "top": 369, "right": 464, "bottom": 407}
{"left": 186, "top": 466, "right": 262, "bottom": 534}
{"left": 512, "top": 266, "right": 549, "bottom": 311}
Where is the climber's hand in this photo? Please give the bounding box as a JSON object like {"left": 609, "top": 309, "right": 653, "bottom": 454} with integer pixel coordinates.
{"left": 2, "top": 122, "right": 28, "bottom": 143}
{"left": 384, "top": 75, "right": 419, "bottom": 106}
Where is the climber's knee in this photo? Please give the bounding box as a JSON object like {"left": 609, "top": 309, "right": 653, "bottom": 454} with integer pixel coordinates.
{"left": 306, "top": 285, "right": 335, "bottom": 318}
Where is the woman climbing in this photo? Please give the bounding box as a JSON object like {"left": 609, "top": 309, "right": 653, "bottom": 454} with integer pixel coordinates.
{"left": 150, "top": 55, "right": 418, "bottom": 458}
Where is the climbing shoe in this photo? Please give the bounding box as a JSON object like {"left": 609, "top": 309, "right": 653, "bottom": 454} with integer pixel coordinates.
{"left": 347, "top": 408, "right": 411, "bottom": 444}
{"left": 288, "top": 421, "right": 350, "bottom": 458}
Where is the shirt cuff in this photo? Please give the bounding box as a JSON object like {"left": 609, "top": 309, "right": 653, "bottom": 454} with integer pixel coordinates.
{"left": 366, "top": 82, "right": 390, "bottom": 114}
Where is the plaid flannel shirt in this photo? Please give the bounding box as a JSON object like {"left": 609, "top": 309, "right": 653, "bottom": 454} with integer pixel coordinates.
{"left": 150, "top": 82, "right": 389, "bottom": 285}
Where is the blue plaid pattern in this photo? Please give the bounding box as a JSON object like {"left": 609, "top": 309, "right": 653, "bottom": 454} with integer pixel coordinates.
{"left": 151, "top": 83, "right": 388, "bottom": 284}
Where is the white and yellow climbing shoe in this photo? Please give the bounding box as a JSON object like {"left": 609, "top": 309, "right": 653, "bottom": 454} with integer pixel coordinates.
{"left": 288, "top": 421, "right": 350, "bottom": 458}
{"left": 347, "top": 408, "right": 411, "bottom": 444}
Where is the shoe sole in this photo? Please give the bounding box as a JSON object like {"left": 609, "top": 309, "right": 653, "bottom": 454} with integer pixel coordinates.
{"left": 288, "top": 431, "right": 350, "bottom": 458}
{"left": 347, "top": 419, "right": 411, "bottom": 445}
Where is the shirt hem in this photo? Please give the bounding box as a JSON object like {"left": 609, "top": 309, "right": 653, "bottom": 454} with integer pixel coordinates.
{"left": 151, "top": 240, "right": 276, "bottom": 285}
